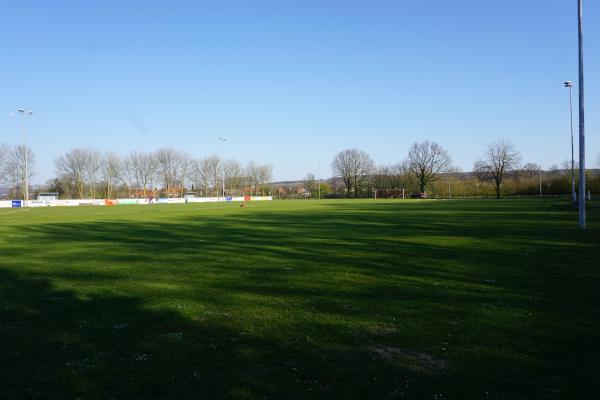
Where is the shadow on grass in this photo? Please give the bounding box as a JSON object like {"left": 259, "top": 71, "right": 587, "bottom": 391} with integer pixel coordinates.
{"left": 1, "top": 199, "right": 599, "bottom": 399}
{"left": 0, "top": 268, "right": 460, "bottom": 400}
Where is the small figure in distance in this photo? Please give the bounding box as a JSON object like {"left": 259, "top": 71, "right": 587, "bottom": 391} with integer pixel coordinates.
{"left": 148, "top": 193, "right": 154, "bottom": 205}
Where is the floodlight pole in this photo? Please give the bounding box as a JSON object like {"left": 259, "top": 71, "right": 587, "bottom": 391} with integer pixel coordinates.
{"left": 564, "top": 81, "right": 576, "bottom": 203}
{"left": 539, "top": 168, "right": 542, "bottom": 197}
{"left": 218, "top": 137, "right": 227, "bottom": 200}
{"left": 317, "top": 163, "right": 321, "bottom": 200}
{"left": 17, "top": 109, "right": 34, "bottom": 207}
{"left": 577, "top": 0, "right": 586, "bottom": 228}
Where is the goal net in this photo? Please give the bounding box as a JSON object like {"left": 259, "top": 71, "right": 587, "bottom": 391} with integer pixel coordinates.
{"left": 373, "top": 188, "right": 405, "bottom": 199}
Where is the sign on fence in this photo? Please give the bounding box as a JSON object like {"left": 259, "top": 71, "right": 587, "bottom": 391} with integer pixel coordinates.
{"left": 0, "top": 196, "right": 273, "bottom": 209}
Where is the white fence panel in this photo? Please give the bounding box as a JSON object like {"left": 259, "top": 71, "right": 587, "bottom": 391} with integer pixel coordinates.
{"left": 1, "top": 196, "right": 272, "bottom": 209}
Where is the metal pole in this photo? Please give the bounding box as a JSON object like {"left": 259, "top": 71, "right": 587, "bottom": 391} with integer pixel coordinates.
{"left": 539, "top": 168, "right": 542, "bottom": 196}
{"left": 317, "top": 163, "right": 321, "bottom": 200}
{"left": 221, "top": 142, "right": 224, "bottom": 199}
{"left": 23, "top": 115, "right": 28, "bottom": 206}
{"left": 17, "top": 110, "right": 33, "bottom": 207}
{"left": 222, "top": 140, "right": 225, "bottom": 199}
{"left": 568, "top": 84, "right": 576, "bottom": 203}
{"left": 577, "top": 0, "right": 586, "bottom": 228}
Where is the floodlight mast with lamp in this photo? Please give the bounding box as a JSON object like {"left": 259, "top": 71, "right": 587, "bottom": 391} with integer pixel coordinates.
{"left": 17, "top": 109, "right": 34, "bottom": 207}
{"left": 563, "top": 81, "right": 576, "bottom": 203}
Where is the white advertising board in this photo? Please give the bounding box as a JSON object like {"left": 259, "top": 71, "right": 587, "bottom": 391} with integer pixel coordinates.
{"left": 1, "top": 196, "right": 272, "bottom": 209}
{"left": 0, "top": 200, "right": 13, "bottom": 208}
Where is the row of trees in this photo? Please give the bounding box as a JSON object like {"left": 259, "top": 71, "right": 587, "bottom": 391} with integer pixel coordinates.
{"left": 296, "top": 162, "right": 597, "bottom": 200}
{"left": 51, "top": 147, "right": 274, "bottom": 199}
{"left": 0, "top": 144, "right": 273, "bottom": 199}
{"left": 2, "top": 140, "right": 600, "bottom": 200}
{"left": 328, "top": 140, "right": 600, "bottom": 199}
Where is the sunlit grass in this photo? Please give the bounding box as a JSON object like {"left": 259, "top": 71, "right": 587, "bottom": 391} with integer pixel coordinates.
{"left": 1, "top": 199, "right": 598, "bottom": 399}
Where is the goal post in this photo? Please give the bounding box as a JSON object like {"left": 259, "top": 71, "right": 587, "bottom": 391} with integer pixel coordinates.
{"left": 373, "top": 188, "right": 405, "bottom": 199}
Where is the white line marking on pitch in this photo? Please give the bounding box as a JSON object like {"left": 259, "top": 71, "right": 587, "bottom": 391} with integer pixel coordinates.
{"left": 0, "top": 209, "right": 28, "bottom": 216}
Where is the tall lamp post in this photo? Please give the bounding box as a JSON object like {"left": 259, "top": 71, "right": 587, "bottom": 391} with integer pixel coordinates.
{"left": 218, "top": 137, "right": 227, "bottom": 200}
{"left": 17, "top": 109, "right": 34, "bottom": 207}
{"left": 539, "top": 167, "right": 543, "bottom": 197}
{"left": 564, "top": 81, "right": 576, "bottom": 203}
{"left": 317, "top": 163, "right": 321, "bottom": 200}
{"left": 577, "top": 0, "right": 586, "bottom": 228}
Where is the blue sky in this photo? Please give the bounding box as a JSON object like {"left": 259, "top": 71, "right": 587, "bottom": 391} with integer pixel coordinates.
{"left": 1, "top": 0, "right": 599, "bottom": 183}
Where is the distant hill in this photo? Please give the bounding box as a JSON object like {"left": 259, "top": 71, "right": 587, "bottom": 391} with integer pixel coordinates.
{"left": 271, "top": 180, "right": 305, "bottom": 187}
{"left": 272, "top": 178, "right": 335, "bottom": 188}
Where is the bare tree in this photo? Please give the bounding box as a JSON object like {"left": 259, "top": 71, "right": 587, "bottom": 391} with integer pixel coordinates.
{"left": 101, "top": 151, "right": 122, "bottom": 198}
{"left": 55, "top": 149, "right": 88, "bottom": 199}
{"left": 244, "top": 161, "right": 272, "bottom": 196}
{"left": 204, "top": 155, "right": 221, "bottom": 196}
{"left": 188, "top": 159, "right": 204, "bottom": 196}
{"left": 223, "top": 159, "right": 243, "bottom": 196}
{"left": 48, "top": 146, "right": 277, "bottom": 200}
{"left": 474, "top": 139, "right": 522, "bottom": 199}
{"left": 129, "top": 151, "right": 157, "bottom": 197}
{"left": 10, "top": 145, "right": 36, "bottom": 199}
{"left": 304, "top": 173, "right": 316, "bottom": 195}
{"left": 186, "top": 155, "right": 220, "bottom": 197}
{"left": 406, "top": 141, "right": 452, "bottom": 193}
{"left": 121, "top": 154, "right": 138, "bottom": 197}
{"left": 0, "top": 144, "right": 10, "bottom": 183}
{"left": 331, "top": 148, "right": 375, "bottom": 198}
{"left": 155, "top": 147, "right": 180, "bottom": 193}
{"left": 246, "top": 160, "right": 261, "bottom": 196}
{"left": 259, "top": 164, "right": 273, "bottom": 195}
{"left": 83, "top": 149, "right": 101, "bottom": 198}
{"left": 175, "top": 153, "right": 191, "bottom": 197}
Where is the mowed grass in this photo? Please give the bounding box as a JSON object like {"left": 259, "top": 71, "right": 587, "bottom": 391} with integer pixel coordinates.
{"left": 1, "top": 199, "right": 599, "bottom": 399}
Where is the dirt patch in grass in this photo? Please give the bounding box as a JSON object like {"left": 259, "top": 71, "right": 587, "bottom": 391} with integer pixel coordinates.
{"left": 371, "top": 345, "right": 447, "bottom": 373}
{"left": 367, "top": 325, "right": 398, "bottom": 336}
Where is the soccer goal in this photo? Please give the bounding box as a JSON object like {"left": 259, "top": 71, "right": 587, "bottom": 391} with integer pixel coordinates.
{"left": 373, "top": 188, "right": 405, "bottom": 199}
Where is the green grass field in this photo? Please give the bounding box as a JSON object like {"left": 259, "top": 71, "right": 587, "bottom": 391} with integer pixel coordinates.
{"left": 1, "top": 199, "right": 599, "bottom": 399}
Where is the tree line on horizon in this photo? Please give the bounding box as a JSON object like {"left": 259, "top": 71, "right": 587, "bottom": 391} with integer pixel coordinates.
{"left": 0, "top": 145, "right": 273, "bottom": 199}
{"left": 297, "top": 140, "right": 600, "bottom": 200}
{"left": 1, "top": 141, "right": 599, "bottom": 200}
